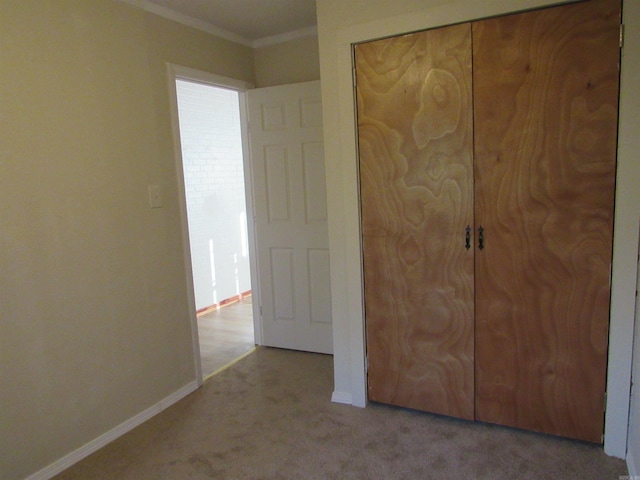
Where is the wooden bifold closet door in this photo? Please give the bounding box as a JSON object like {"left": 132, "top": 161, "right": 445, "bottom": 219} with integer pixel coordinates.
{"left": 356, "top": 0, "right": 620, "bottom": 443}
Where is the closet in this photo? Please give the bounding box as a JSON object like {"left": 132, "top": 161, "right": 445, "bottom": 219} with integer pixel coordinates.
{"left": 356, "top": 0, "right": 621, "bottom": 443}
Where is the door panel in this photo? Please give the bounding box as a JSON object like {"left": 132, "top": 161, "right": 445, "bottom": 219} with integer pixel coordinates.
{"left": 356, "top": 24, "right": 475, "bottom": 419}
{"left": 473, "top": 0, "right": 621, "bottom": 442}
{"left": 248, "top": 81, "right": 332, "bottom": 354}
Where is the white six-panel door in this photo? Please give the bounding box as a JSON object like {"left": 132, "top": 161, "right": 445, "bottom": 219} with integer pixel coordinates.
{"left": 247, "top": 81, "right": 332, "bottom": 354}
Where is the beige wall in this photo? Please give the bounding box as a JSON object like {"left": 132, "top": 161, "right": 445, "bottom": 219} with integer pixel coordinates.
{"left": 317, "top": 0, "right": 640, "bottom": 462}
{"left": 0, "top": 1, "right": 254, "bottom": 479}
{"left": 254, "top": 34, "right": 321, "bottom": 88}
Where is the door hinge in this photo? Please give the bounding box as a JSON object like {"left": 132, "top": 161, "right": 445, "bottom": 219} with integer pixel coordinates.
{"left": 365, "top": 356, "right": 368, "bottom": 373}
{"left": 353, "top": 67, "right": 358, "bottom": 88}
{"left": 620, "top": 24, "right": 625, "bottom": 48}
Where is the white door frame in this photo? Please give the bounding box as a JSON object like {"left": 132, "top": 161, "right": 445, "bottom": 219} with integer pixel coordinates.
{"left": 166, "top": 64, "right": 260, "bottom": 386}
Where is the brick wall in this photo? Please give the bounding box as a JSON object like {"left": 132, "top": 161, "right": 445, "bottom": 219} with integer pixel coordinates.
{"left": 176, "top": 80, "right": 251, "bottom": 310}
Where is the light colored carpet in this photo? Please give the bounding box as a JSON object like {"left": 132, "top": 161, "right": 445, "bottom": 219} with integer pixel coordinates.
{"left": 54, "top": 347, "right": 627, "bottom": 479}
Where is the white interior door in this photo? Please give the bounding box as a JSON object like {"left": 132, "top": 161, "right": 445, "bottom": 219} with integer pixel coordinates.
{"left": 247, "top": 81, "right": 332, "bottom": 354}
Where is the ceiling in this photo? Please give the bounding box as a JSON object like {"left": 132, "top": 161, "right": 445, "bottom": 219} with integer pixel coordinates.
{"left": 136, "top": 0, "right": 318, "bottom": 46}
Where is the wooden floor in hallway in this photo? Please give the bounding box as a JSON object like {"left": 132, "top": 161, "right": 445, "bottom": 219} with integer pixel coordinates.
{"left": 197, "top": 296, "right": 255, "bottom": 378}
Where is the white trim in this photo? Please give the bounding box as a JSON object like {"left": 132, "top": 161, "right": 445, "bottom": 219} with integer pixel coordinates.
{"left": 626, "top": 241, "right": 640, "bottom": 471}
{"left": 331, "top": 391, "right": 354, "bottom": 405}
{"left": 252, "top": 26, "right": 318, "bottom": 48}
{"left": 605, "top": 0, "right": 640, "bottom": 458}
{"left": 165, "top": 63, "right": 263, "bottom": 374}
{"left": 26, "top": 381, "right": 198, "bottom": 480}
{"left": 169, "top": 64, "right": 254, "bottom": 92}
{"left": 118, "top": 0, "right": 253, "bottom": 46}
{"left": 166, "top": 63, "right": 204, "bottom": 386}
{"left": 327, "top": 0, "right": 637, "bottom": 459}
{"left": 239, "top": 92, "right": 264, "bottom": 346}
{"left": 118, "top": 0, "right": 317, "bottom": 48}
{"left": 629, "top": 445, "right": 639, "bottom": 478}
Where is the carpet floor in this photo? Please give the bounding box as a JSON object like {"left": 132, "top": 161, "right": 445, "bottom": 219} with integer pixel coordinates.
{"left": 54, "top": 347, "right": 627, "bottom": 479}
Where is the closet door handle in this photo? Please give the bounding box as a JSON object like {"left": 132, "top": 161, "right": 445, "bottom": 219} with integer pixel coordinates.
{"left": 465, "top": 226, "right": 471, "bottom": 250}
{"left": 478, "top": 226, "right": 484, "bottom": 250}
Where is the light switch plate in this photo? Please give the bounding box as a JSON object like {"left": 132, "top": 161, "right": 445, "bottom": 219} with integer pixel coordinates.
{"left": 148, "top": 185, "right": 162, "bottom": 208}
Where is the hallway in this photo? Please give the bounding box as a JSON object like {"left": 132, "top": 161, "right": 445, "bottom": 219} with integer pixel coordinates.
{"left": 197, "top": 296, "right": 254, "bottom": 378}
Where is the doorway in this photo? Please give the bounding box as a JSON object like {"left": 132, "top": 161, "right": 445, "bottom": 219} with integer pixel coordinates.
{"left": 172, "top": 70, "right": 258, "bottom": 380}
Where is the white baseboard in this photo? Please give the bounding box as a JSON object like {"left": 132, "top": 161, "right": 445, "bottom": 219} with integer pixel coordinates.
{"left": 628, "top": 447, "right": 638, "bottom": 478}
{"left": 26, "top": 380, "right": 199, "bottom": 480}
{"left": 331, "top": 390, "right": 354, "bottom": 405}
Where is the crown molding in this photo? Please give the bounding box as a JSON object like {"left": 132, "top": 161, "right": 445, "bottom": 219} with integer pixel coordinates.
{"left": 118, "top": 0, "right": 317, "bottom": 48}
{"left": 251, "top": 25, "right": 318, "bottom": 48}
{"left": 118, "top": 0, "right": 253, "bottom": 47}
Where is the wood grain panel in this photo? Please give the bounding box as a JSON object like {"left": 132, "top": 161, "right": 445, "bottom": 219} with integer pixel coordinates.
{"left": 356, "top": 23, "right": 475, "bottom": 419}
{"left": 473, "top": 0, "right": 621, "bottom": 443}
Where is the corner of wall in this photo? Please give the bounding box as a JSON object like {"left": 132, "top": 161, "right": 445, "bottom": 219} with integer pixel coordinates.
{"left": 25, "top": 382, "right": 198, "bottom": 480}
